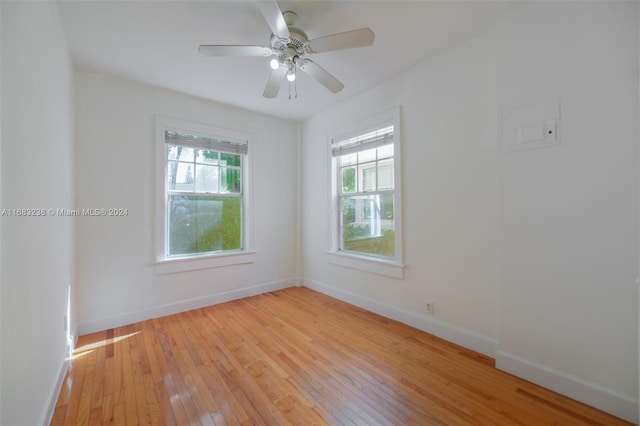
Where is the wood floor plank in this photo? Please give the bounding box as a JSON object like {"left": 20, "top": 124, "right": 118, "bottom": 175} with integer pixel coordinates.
{"left": 61, "top": 341, "right": 88, "bottom": 426}
{"left": 152, "top": 376, "right": 178, "bottom": 425}
{"left": 119, "top": 326, "right": 139, "bottom": 426}
{"left": 75, "top": 347, "right": 96, "bottom": 426}
{"left": 101, "top": 392, "right": 114, "bottom": 425}
{"left": 113, "top": 401, "right": 126, "bottom": 426}
{"left": 50, "top": 403, "right": 67, "bottom": 426}
{"left": 52, "top": 287, "right": 632, "bottom": 425}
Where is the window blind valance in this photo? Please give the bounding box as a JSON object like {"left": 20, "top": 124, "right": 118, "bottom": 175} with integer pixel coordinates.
{"left": 331, "top": 125, "right": 393, "bottom": 157}
{"left": 165, "top": 131, "right": 248, "bottom": 155}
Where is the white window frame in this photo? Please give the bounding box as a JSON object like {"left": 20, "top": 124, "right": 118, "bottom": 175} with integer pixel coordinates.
{"left": 328, "top": 107, "right": 404, "bottom": 279}
{"left": 154, "top": 116, "right": 255, "bottom": 275}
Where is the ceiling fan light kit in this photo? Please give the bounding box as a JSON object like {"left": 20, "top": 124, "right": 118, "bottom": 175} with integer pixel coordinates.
{"left": 199, "top": 1, "right": 375, "bottom": 99}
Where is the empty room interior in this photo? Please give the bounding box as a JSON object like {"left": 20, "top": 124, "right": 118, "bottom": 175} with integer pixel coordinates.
{"left": 1, "top": 0, "right": 639, "bottom": 424}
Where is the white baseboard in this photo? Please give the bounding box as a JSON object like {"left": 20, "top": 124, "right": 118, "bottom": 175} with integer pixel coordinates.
{"left": 302, "top": 278, "right": 498, "bottom": 358}
{"left": 77, "top": 278, "right": 296, "bottom": 335}
{"left": 496, "top": 351, "right": 639, "bottom": 424}
{"left": 42, "top": 348, "right": 71, "bottom": 426}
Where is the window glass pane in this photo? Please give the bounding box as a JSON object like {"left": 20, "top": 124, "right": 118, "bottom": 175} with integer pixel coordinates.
{"left": 339, "top": 153, "right": 357, "bottom": 167}
{"left": 220, "top": 153, "right": 241, "bottom": 167}
{"left": 168, "top": 194, "right": 241, "bottom": 256}
{"left": 358, "top": 147, "right": 376, "bottom": 163}
{"left": 377, "top": 144, "right": 393, "bottom": 159}
{"left": 378, "top": 158, "right": 394, "bottom": 190}
{"left": 361, "top": 166, "right": 376, "bottom": 192}
{"left": 196, "top": 149, "right": 218, "bottom": 165}
{"left": 220, "top": 167, "right": 241, "bottom": 194}
{"left": 168, "top": 161, "right": 195, "bottom": 191}
{"left": 168, "top": 145, "right": 194, "bottom": 162}
{"left": 380, "top": 193, "right": 394, "bottom": 220}
{"left": 341, "top": 195, "right": 394, "bottom": 258}
{"left": 363, "top": 197, "right": 374, "bottom": 219}
{"left": 195, "top": 164, "right": 219, "bottom": 193}
{"left": 341, "top": 166, "right": 356, "bottom": 193}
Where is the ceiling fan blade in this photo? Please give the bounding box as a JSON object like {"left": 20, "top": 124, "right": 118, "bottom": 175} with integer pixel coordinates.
{"left": 299, "top": 60, "right": 344, "bottom": 93}
{"left": 199, "top": 45, "right": 273, "bottom": 57}
{"left": 263, "top": 66, "right": 287, "bottom": 98}
{"left": 256, "top": 1, "right": 290, "bottom": 39}
{"left": 307, "top": 28, "right": 375, "bottom": 54}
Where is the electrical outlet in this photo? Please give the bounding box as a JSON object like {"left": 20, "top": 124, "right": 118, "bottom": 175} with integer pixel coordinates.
{"left": 425, "top": 301, "right": 435, "bottom": 315}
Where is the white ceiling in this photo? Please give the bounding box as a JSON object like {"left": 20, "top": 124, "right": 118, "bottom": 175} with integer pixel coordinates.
{"left": 58, "top": 1, "right": 517, "bottom": 122}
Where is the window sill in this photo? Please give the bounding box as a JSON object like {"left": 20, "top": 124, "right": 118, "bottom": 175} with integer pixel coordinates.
{"left": 154, "top": 251, "right": 257, "bottom": 275}
{"left": 327, "top": 251, "right": 404, "bottom": 279}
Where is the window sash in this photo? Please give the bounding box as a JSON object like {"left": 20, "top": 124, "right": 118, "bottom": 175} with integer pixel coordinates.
{"left": 166, "top": 146, "right": 243, "bottom": 196}
{"left": 165, "top": 151, "right": 244, "bottom": 256}
{"left": 164, "top": 131, "right": 246, "bottom": 258}
{"left": 338, "top": 142, "right": 394, "bottom": 195}
{"left": 338, "top": 193, "right": 395, "bottom": 258}
{"left": 166, "top": 193, "right": 243, "bottom": 256}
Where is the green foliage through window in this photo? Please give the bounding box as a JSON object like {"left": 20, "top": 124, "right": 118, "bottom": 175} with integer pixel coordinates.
{"left": 168, "top": 195, "right": 241, "bottom": 256}
{"left": 343, "top": 228, "right": 395, "bottom": 258}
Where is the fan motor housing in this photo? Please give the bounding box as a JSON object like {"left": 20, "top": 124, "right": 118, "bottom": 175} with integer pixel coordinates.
{"left": 270, "top": 26, "right": 308, "bottom": 56}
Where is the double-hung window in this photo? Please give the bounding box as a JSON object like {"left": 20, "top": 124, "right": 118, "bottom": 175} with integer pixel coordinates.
{"left": 155, "top": 117, "right": 254, "bottom": 274}
{"left": 329, "top": 108, "right": 403, "bottom": 278}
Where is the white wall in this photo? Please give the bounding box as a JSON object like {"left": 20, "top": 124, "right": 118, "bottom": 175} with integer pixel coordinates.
{"left": 0, "top": 2, "right": 75, "bottom": 425}
{"left": 1, "top": 3, "right": 4, "bottom": 423}
{"left": 74, "top": 70, "right": 300, "bottom": 333}
{"left": 494, "top": 2, "right": 638, "bottom": 420}
{"left": 303, "top": 26, "right": 500, "bottom": 352}
{"left": 302, "top": 1, "right": 638, "bottom": 422}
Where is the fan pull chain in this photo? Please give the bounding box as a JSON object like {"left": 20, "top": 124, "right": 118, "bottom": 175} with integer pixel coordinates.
{"left": 287, "top": 80, "right": 298, "bottom": 100}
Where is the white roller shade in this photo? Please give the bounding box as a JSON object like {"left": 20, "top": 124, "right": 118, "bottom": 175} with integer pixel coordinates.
{"left": 331, "top": 125, "right": 393, "bottom": 157}
{"left": 166, "top": 131, "right": 248, "bottom": 155}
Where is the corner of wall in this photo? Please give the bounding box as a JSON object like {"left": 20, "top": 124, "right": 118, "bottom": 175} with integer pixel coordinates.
{"left": 0, "top": 2, "right": 4, "bottom": 423}
{"left": 295, "top": 121, "right": 304, "bottom": 281}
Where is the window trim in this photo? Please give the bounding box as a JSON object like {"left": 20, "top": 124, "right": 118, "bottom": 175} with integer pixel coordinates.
{"left": 154, "top": 116, "right": 254, "bottom": 274}
{"left": 328, "top": 107, "right": 404, "bottom": 279}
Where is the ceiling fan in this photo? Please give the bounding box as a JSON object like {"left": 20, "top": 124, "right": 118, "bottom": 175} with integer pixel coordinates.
{"left": 199, "top": 1, "right": 375, "bottom": 99}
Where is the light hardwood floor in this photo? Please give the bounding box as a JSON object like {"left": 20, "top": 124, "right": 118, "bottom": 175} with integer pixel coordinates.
{"left": 52, "top": 287, "right": 631, "bottom": 425}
